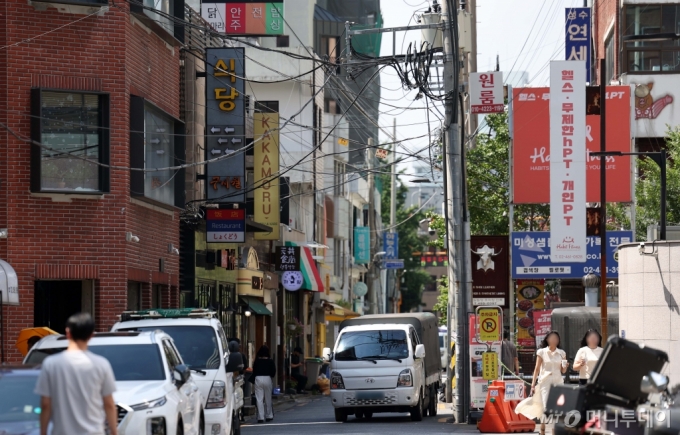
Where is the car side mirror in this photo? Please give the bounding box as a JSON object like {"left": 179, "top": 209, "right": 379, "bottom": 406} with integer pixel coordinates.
{"left": 173, "top": 364, "right": 191, "bottom": 386}
{"left": 322, "top": 347, "right": 332, "bottom": 361}
{"left": 415, "top": 344, "right": 426, "bottom": 359}
{"left": 641, "top": 371, "right": 669, "bottom": 395}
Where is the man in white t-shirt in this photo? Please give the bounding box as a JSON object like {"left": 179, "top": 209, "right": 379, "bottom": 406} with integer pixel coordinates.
{"left": 35, "top": 313, "right": 118, "bottom": 435}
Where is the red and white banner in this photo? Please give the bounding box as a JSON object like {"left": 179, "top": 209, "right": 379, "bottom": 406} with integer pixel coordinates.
{"left": 512, "top": 86, "right": 631, "bottom": 204}
{"left": 470, "top": 72, "right": 504, "bottom": 114}
{"left": 533, "top": 309, "right": 554, "bottom": 348}
{"left": 550, "top": 61, "right": 586, "bottom": 263}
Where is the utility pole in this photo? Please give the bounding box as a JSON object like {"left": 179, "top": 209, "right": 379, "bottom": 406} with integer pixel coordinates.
{"left": 367, "top": 138, "right": 378, "bottom": 314}
{"left": 441, "top": 0, "right": 468, "bottom": 423}
{"left": 390, "top": 118, "right": 397, "bottom": 314}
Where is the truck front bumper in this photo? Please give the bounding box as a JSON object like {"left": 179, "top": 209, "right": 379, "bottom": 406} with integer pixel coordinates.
{"left": 330, "top": 387, "right": 419, "bottom": 409}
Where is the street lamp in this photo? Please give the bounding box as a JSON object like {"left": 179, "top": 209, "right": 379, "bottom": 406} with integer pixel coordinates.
{"left": 589, "top": 150, "right": 668, "bottom": 240}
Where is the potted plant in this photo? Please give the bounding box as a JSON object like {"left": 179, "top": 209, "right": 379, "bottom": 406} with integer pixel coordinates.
{"left": 285, "top": 318, "right": 304, "bottom": 338}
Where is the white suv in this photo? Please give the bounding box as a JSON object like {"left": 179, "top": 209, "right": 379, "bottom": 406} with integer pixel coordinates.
{"left": 25, "top": 331, "right": 205, "bottom": 435}
{"left": 111, "top": 309, "right": 240, "bottom": 435}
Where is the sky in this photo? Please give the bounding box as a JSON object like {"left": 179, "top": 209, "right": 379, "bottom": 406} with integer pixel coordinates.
{"left": 377, "top": 0, "right": 584, "bottom": 180}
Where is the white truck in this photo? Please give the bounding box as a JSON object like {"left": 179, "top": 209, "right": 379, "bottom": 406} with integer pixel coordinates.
{"left": 324, "top": 313, "right": 441, "bottom": 422}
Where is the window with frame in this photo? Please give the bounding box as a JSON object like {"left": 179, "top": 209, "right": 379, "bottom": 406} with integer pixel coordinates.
{"left": 130, "top": 96, "right": 185, "bottom": 208}
{"left": 624, "top": 4, "right": 680, "bottom": 73}
{"left": 31, "top": 90, "right": 109, "bottom": 193}
{"left": 333, "top": 160, "right": 346, "bottom": 196}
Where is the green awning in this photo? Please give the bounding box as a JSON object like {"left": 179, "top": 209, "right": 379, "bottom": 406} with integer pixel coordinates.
{"left": 240, "top": 296, "right": 272, "bottom": 316}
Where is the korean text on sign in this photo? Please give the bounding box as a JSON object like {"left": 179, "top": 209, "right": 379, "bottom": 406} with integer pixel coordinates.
{"left": 565, "top": 8, "right": 591, "bottom": 83}
{"left": 470, "top": 72, "right": 504, "bottom": 114}
{"left": 549, "top": 61, "right": 587, "bottom": 263}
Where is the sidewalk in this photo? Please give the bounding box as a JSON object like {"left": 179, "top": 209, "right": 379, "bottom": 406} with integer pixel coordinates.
{"left": 242, "top": 392, "right": 318, "bottom": 422}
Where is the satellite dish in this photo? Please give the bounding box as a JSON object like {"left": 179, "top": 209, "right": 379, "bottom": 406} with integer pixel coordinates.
{"left": 353, "top": 282, "right": 368, "bottom": 297}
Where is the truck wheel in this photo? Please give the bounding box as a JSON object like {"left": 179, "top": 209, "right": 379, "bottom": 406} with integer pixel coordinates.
{"left": 355, "top": 410, "right": 364, "bottom": 419}
{"left": 410, "top": 394, "right": 423, "bottom": 421}
{"left": 364, "top": 411, "right": 373, "bottom": 419}
{"left": 429, "top": 387, "right": 438, "bottom": 416}
{"left": 335, "top": 409, "right": 348, "bottom": 423}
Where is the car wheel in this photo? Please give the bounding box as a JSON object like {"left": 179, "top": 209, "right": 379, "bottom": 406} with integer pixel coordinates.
{"left": 334, "top": 408, "right": 348, "bottom": 422}
{"left": 355, "top": 410, "right": 364, "bottom": 419}
{"left": 410, "top": 392, "right": 423, "bottom": 421}
{"left": 177, "top": 417, "right": 184, "bottom": 435}
{"left": 232, "top": 410, "right": 241, "bottom": 435}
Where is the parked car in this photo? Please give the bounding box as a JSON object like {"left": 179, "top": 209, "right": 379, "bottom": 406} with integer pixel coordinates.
{"left": 324, "top": 313, "right": 441, "bottom": 422}
{"left": 0, "top": 365, "right": 45, "bottom": 435}
{"left": 111, "top": 309, "right": 240, "bottom": 435}
{"left": 25, "top": 331, "right": 204, "bottom": 435}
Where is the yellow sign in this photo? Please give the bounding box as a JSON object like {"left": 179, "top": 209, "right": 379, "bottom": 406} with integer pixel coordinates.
{"left": 253, "top": 113, "right": 280, "bottom": 240}
{"left": 482, "top": 351, "right": 498, "bottom": 380}
{"left": 478, "top": 308, "right": 501, "bottom": 342}
{"left": 337, "top": 137, "right": 349, "bottom": 146}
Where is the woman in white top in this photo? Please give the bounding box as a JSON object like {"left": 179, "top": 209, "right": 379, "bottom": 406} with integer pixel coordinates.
{"left": 515, "top": 330, "right": 568, "bottom": 433}
{"left": 573, "top": 329, "right": 603, "bottom": 385}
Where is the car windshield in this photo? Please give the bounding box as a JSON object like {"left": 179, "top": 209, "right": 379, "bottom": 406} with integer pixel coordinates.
{"left": 120, "top": 326, "right": 220, "bottom": 370}
{"left": 27, "top": 345, "right": 165, "bottom": 381}
{"left": 439, "top": 335, "right": 445, "bottom": 348}
{"left": 335, "top": 330, "right": 408, "bottom": 361}
{"left": 0, "top": 374, "right": 41, "bottom": 423}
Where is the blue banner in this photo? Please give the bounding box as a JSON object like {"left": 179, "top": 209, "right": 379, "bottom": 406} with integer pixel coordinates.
{"left": 354, "top": 227, "right": 370, "bottom": 264}
{"left": 511, "top": 231, "right": 633, "bottom": 279}
{"left": 383, "top": 232, "right": 398, "bottom": 260}
{"left": 565, "top": 7, "right": 591, "bottom": 83}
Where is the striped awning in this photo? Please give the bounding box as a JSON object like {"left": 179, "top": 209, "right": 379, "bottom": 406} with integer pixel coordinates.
{"left": 285, "top": 242, "right": 324, "bottom": 292}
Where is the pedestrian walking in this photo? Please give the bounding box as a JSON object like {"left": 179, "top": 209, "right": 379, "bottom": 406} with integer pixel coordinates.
{"left": 515, "top": 330, "right": 568, "bottom": 435}
{"left": 35, "top": 313, "right": 118, "bottom": 435}
{"left": 573, "top": 329, "right": 603, "bottom": 385}
{"left": 251, "top": 345, "right": 275, "bottom": 423}
{"left": 290, "top": 347, "right": 308, "bottom": 394}
{"left": 501, "top": 331, "right": 520, "bottom": 376}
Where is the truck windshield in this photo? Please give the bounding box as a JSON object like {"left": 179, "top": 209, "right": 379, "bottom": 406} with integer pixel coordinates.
{"left": 335, "top": 330, "right": 409, "bottom": 361}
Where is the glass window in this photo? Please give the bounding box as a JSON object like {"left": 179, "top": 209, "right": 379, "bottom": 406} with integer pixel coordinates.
{"left": 162, "top": 340, "right": 181, "bottom": 372}
{"left": 0, "top": 375, "right": 41, "bottom": 423}
{"left": 335, "top": 329, "right": 409, "bottom": 360}
{"left": 90, "top": 344, "right": 165, "bottom": 381}
{"left": 144, "top": 104, "right": 175, "bottom": 205}
{"left": 623, "top": 5, "right": 680, "bottom": 73}
{"left": 38, "top": 91, "right": 106, "bottom": 192}
{"left": 120, "top": 325, "right": 221, "bottom": 370}
{"left": 143, "top": 0, "right": 174, "bottom": 35}
{"left": 127, "top": 282, "right": 141, "bottom": 311}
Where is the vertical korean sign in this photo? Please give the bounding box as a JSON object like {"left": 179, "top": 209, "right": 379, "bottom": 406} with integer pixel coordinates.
{"left": 254, "top": 112, "right": 280, "bottom": 240}
{"left": 470, "top": 72, "right": 504, "bottom": 114}
{"left": 354, "top": 227, "right": 370, "bottom": 264}
{"left": 565, "top": 8, "right": 591, "bottom": 83}
{"left": 383, "top": 233, "right": 398, "bottom": 259}
{"left": 206, "top": 48, "right": 246, "bottom": 203}
{"left": 550, "top": 61, "right": 586, "bottom": 263}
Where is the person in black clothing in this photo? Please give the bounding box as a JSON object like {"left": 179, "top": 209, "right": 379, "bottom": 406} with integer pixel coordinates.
{"left": 290, "top": 347, "right": 307, "bottom": 394}
{"left": 251, "top": 345, "right": 276, "bottom": 423}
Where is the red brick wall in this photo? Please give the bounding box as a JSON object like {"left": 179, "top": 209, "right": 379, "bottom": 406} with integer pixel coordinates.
{"left": 0, "top": 0, "right": 181, "bottom": 362}
{"left": 594, "top": 0, "right": 619, "bottom": 83}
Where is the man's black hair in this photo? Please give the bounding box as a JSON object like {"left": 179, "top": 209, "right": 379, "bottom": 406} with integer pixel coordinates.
{"left": 293, "top": 346, "right": 303, "bottom": 354}
{"left": 503, "top": 331, "right": 510, "bottom": 340}
{"left": 66, "top": 312, "right": 95, "bottom": 341}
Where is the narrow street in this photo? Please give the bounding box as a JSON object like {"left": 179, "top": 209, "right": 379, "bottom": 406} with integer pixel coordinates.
{"left": 242, "top": 395, "right": 477, "bottom": 435}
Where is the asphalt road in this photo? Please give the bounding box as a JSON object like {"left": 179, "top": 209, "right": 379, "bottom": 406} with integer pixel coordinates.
{"left": 241, "top": 395, "right": 479, "bottom": 435}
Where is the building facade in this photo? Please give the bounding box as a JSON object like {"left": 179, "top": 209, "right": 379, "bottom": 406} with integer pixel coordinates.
{"left": 0, "top": 0, "right": 186, "bottom": 361}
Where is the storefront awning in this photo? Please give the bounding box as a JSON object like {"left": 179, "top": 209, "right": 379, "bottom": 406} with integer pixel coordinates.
{"left": 0, "top": 259, "right": 19, "bottom": 305}
{"left": 285, "top": 242, "right": 325, "bottom": 292}
{"left": 324, "top": 302, "right": 360, "bottom": 322}
{"left": 240, "top": 296, "right": 272, "bottom": 316}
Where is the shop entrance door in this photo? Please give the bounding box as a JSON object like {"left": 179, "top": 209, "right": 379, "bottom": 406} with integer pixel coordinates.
{"left": 34, "top": 280, "right": 94, "bottom": 333}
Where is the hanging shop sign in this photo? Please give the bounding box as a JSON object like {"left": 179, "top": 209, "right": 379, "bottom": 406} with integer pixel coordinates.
{"left": 511, "top": 231, "right": 632, "bottom": 279}
{"left": 470, "top": 72, "right": 504, "bottom": 114}
{"left": 512, "top": 86, "right": 631, "bottom": 204}
{"left": 354, "top": 227, "right": 370, "bottom": 264}
{"left": 206, "top": 48, "right": 246, "bottom": 203}
{"left": 282, "top": 271, "right": 303, "bottom": 291}
{"left": 622, "top": 74, "right": 677, "bottom": 138}
{"left": 253, "top": 112, "right": 281, "bottom": 240}
{"left": 565, "top": 8, "right": 591, "bottom": 83}
{"left": 206, "top": 209, "right": 246, "bottom": 243}
{"left": 383, "top": 233, "right": 398, "bottom": 259}
{"left": 515, "top": 279, "right": 545, "bottom": 348}
{"left": 201, "top": 1, "right": 284, "bottom": 35}
{"left": 237, "top": 247, "right": 264, "bottom": 297}
{"left": 550, "top": 61, "right": 587, "bottom": 263}
{"left": 471, "top": 236, "right": 508, "bottom": 307}
{"left": 275, "top": 246, "right": 300, "bottom": 271}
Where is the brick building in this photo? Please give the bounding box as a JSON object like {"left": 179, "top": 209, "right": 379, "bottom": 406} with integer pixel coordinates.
{"left": 0, "top": 0, "right": 186, "bottom": 362}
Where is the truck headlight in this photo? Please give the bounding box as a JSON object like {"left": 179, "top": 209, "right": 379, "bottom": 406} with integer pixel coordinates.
{"left": 206, "top": 380, "right": 226, "bottom": 408}
{"left": 131, "top": 396, "right": 167, "bottom": 411}
{"left": 397, "top": 369, "right": 412, "bottom": 387}
{"left": 331, "top": 371, "right": 345, "bottom": 389}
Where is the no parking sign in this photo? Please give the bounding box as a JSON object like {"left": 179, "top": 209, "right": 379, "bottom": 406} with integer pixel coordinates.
{"left": 478, "top": 308, "right": 501, "bottom": 342}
